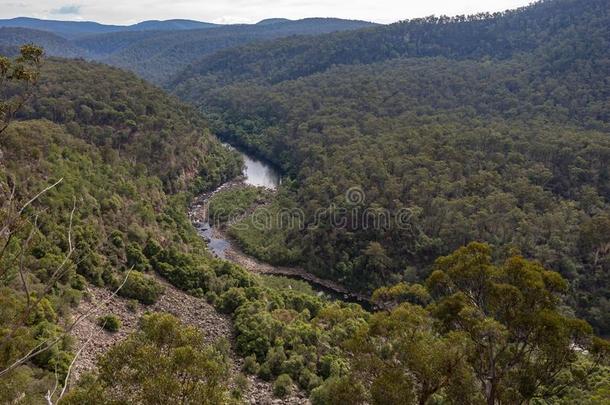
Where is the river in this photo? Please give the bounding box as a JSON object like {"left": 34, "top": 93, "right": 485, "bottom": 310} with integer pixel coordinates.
{"left": 194, "top": 147, "right": 281, "bottom": 259}
{"left": 190, "top": 146, "right": 373, "bottom": 308}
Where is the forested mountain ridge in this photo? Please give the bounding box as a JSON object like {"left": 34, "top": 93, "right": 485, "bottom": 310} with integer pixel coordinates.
{"left": 14, "top": 58, "right": 243, "bottom": 192}
{"left": 0, "top": 27, "right": 88, "bottom": 58}
{"left": 170, "top": 0, "right": 610, "bottom": 334}
{"left": 0, "top": 18, "right": 377, "bottom": 84}
{"left": 172, "top": 0, "right": 609, "bottom": 88}
{"left": 0, "top": 16, "right": 219, "bottom": 38}
{"left": 86, "top": 18, "right": 378, "bottom": 83}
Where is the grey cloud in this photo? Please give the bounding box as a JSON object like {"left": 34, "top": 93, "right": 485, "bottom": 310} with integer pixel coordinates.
{"left": 51, "top": 5, "right": 81, "bottom": 15}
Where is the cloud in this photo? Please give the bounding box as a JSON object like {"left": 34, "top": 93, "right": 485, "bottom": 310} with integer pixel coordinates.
{"left": 51, "top": 5, "right": 81, "bottom": 15}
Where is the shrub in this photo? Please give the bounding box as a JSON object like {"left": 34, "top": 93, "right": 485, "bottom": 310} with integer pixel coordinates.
{"left": 298, "top": 368, "right": 322, "bottom": 392}
{"left": 258, "top": 362, "right": 272, "bottom": 381}
{"left": 205, "top": 291, "right": 218, "bottom": 305}
{"left": 265, "top": 346, "right": 287, "bottom": 376}
{"left": 310, "top": 376, "right": 366, "bottom": 405}
{"left": 126, "top": 243, "right": 151, "bottom": 272}
{"left": 126, "top": 299, "right": 139, "bottom": 313}
{"left": 243, "top": 355, "right": 260, "bottom": 375}
{"left": 281, "top": 354, "right": 305, "bottom": 379}
{"left": 97, "top": 315, "right": 121, "bottom": 332}
{"left": 319, "top": 354, "right": 349, "bottom": 379}
{"left": 218, "top": 287, "right": 246, "bottom": 313}
{"left": 232, "top": 373, "right": 249, "bottom": 400}
{"left": 273, "top": 374, "right": 293, "bottom": 398}
{"left": 62, "top": 313, "right": 231, "bottom": 404}
{"left": 119, "top": 271, "right": 164, "bottom": 304}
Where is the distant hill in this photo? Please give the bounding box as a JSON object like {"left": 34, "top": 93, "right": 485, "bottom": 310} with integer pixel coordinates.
{"left": 0, "top": 16, "right": 218, "bottom": 39}
{"left": 257, "top": 18, "right": 292, "bottom": 25}
{"left": 0, "top": 17, "right": 125, "bottom": 38}
{"left": 173, "top": 0, "right": 609, "bottom": 86}
{"left": 0, "top": 16, "right": 376, "bottom": 84}
{"left": 81, "top": 18, "right": 378, "bottom": 84}
{"left": 0, "top": 27, "right": 88, "bottom": 57}
{"left": 126, "top": 19, "right": 218, "bottom": 31}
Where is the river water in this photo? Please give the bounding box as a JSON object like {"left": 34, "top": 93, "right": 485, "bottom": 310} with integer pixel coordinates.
{"left": 242, "top": 153, "right": 281, "bottom": 189}
{"left": 196, "top": 148, "right": 281, "bottom": 259}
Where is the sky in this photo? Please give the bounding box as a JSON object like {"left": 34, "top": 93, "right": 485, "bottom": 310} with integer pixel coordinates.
{"left": 0, "top": 0, "right": 535, "bottom": 25}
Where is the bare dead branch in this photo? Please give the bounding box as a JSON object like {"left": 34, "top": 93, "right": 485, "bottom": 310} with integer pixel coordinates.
{"left": 2, "top": 196, "right": 75, "bottom": 344}
{"left": 18, "top": 215, "right": 38, "bottom": 308}
{"left": 18, "top": 178, "right": 64, "bottom": 216}
{"left": 45, "top": 365, "right": 59, "bottom": 405}
{"left": 57, "top": 322, "right": 106, "bottom": 403}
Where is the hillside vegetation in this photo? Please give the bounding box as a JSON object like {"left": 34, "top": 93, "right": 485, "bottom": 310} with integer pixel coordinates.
{"left": 171, "top": 0, "right": 610, "bottom": 334}
{"left": 0, "top": 55, "right": 242, "bottom": 400}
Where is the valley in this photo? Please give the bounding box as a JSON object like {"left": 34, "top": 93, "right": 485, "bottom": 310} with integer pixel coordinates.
{"left": 0, "top": 1, "right": 609, "bottom": 404}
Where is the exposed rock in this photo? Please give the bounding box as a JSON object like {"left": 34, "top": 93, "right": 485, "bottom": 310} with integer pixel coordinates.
{"left": 68, "top": 274, "right": 309, "bottom": 404}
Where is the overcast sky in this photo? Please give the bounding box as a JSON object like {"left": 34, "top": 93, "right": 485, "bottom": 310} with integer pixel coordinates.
{"left": 0, "top": 1, "right": 535, "bottom": 25}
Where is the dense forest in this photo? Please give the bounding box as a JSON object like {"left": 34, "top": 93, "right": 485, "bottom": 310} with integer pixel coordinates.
{"left": 171, "top": 0, "right": 610, "bottom": 335}
{"left": 1, "top": 0, "right": 609, "bottom": 403}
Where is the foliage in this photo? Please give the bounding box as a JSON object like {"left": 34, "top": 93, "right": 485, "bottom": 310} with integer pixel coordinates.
{"left": 97, "top": 315, "right": 121, "bottom": 332}
{"left": 10, "top": 58, "right": 242, "bottom": 193}
{"left": 342, "top": 302, "right": 479, "bottom": 404}
{"left": 260, "top": 275, "right": 317, "bottom": 297}
{"left": 0, "top": 44, "right": 43, "bottom": 136}
{"left": 274, "top": 373, "right": 293, "bottom": 397}
{"left": 0, "top": 50, "right": 241, "bottom": 402}
{"left": 208, "top": 185, "right": 269, "bottom": 225}
{"left": 426, "top": 242, "right": 609, "bottom": 404}
{"left": 118, "top": 271, "right": 164, "bottom": 305}
{"left": 62, "top": 313, "right": 234, "bottom": 404}
{"left": 305, "top": 243, "right": 609, "bottom": 405}
{"left": 539, "top": 358, "right": 610, "bottom": 404}
{"left": 228, "top": 189, "right": 304, "bottom": 266}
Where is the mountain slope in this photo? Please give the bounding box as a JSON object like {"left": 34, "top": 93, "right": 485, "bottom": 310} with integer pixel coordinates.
{"left": 0, "top": 56, "right": 242, "bottom": 400}
{"left": 18, "top": 58, "right": 242, "bottom": 191}
{"left": 0, "top": 17, "right": 377, "bottom": 84}
{"left": 0, "top": 27, "right": 88, "bottom": 57}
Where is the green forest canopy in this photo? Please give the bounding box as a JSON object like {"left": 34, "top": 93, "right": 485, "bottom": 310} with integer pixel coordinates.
{"left": 171, "top": 0, "right": 610, "bottom": 334}
{"left": 1, "top": 1, "right": 609, "bottom": 402}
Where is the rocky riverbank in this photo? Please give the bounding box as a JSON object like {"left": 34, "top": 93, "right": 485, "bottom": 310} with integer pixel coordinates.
{"left": 189, "top": 180, "right": 373, "bottom": 306}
